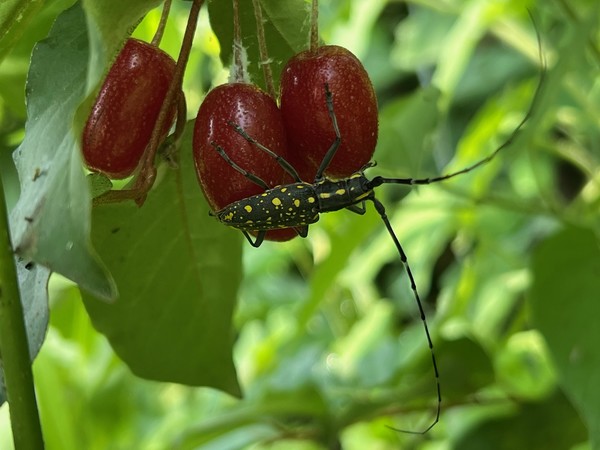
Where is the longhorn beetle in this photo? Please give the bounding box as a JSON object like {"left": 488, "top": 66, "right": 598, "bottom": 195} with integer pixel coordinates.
{"left": 209, "top": 29, "right": 544, "bottom": 435}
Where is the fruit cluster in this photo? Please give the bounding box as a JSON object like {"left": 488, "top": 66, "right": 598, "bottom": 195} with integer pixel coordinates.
{"left": 82, "top": 10, "right": 378, "bottom": 243}
{"left": 192, "top": 45, "right": 378, "bottom": 241}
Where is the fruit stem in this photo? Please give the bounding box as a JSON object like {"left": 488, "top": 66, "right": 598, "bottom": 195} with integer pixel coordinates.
{"left": 231, "top": 0, "right": 247, "bottom": 83}
{"left": 138, "top": 0, "right": 203, "bottom": 201}
{"left": 309, "top": 0, "right": 318, "bottom": 52}
{"left": 0, "top": 175, "right": 45, "bottom": 449}
{"left": 173, "top": 92, "right": 188, "bottom": 149}
{"left": 158, "top": 92, "right": 188, "bottom": 169}
{"left": 251, "top": 0, "right": 275, "bottom": 98}
{"left": 151, "top": 0, "right": 172, "bottom": 47}
{"left": 95, "top": 0, "right": 205, "bottom": 206}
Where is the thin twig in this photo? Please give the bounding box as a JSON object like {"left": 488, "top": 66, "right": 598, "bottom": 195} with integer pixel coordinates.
{"left": 151, "top": 0, "right": 172, "bottom": 47}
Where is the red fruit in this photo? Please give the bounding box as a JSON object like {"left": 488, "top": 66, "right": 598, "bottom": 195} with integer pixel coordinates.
{"left": 82, "top": 38, "right": 177, "bottom": 179}
{"left": 193, "top": 83, "right": 297, "bottom": 242}
{"left": 280, "top": 45, "right": 378, "bottom": 180}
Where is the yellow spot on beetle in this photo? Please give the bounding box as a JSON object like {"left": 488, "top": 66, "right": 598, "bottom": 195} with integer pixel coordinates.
{"left": 308, "top": 197, "right": 315, "bottom": 203}
{"left": 320, "top": 193, "right": 331, "bottom": 199}
{"left": 244, "top": 205, "right": 252, "bottom": 213}
{"left": 272, "top": 197, "right": 282, "bottom": 206}
{"left": 224, "top": 212, "right": 234, "bottom": 221}
{"left": 294, "top": 199, "right": 300, "bottom": 207}
{"left": 336, "top": 189, "right": 346, "bottom": 195}
{"left": 281, "top": 187, "right": 287, "bottom": 192}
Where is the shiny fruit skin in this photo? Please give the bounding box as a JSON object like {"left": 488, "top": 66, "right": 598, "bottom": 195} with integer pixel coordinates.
{"left": 193, "top": 83, "right": 297, "bottom": 242}
{"left": 82, "top": 38, "right": 176, "bottom": 179}
{"left": 280, "top": 45, "right": 378, "bottom": 180}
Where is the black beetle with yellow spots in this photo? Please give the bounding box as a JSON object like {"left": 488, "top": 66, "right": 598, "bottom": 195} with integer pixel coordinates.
{"left": 209, "top": 71, "right": 543, "bottom": 433}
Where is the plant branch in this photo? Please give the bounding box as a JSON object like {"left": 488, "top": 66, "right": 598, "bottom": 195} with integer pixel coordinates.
{"left": 0, "top": 175, "right": 44, "bottom": 449}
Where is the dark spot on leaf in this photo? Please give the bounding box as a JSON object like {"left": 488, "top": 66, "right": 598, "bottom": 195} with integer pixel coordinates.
{"left": 25, "top": 217, "right": 34, "bottom": 223}
{"left": 25, "top": 262, "right": 34, "bottom": 270}
{"left": 111, "top": 227, "right": 120, "bottom": 234}
{"left": 32, "top": 168, "right": 46, "bottom": 181}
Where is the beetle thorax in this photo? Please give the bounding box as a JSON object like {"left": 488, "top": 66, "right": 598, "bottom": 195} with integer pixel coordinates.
{"left": 314, "top": 173, "right": 372, "bottom": 212}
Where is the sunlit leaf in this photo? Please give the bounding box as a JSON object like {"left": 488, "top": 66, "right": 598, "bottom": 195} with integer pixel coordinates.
{"left": 0, "top": 0, "right": 45, "bottom": 63}
{"left": 530, "top": 226, "right": 600, "bottom": 449}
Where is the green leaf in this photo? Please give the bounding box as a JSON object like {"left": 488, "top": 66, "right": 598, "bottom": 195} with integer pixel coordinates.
{"left": 453, "top": 390, "right": 588, "bottom": 450}
{"left": 0, "top": 0, "right": 45, "bottom": 63}
{"left": 0, "top": 0, "right": 75, "bottom": 119}
{"left": 376, "top": 86, "right": 441, "bottom": 178}
{"left": 391, "top": 7, "right": 455, "bottom": 70}
{"left": 495, "top": 330, "right": 557, "bottom": 401}
{"left": 298, "top": 207, "right": 381, "bottom": 326}
{"left": 81, "top": 125, "right": 242, "bottom": 395}
{"left": 530, "top": 226, "right": 600, "bottom": 448}
{"left": 10, "top": 3, "right": 117, "bottom": 300}
{"left": 207, "top": 0, "right": 310, "bottom": 93}
{"left": 260, "top": 0, "right": 312, "bottom": 53}
{"left": 437, "top": 337, "right": 494, "bottom": 401}
{"left": 175, "top": 386, "right": 328, "bottom": 448}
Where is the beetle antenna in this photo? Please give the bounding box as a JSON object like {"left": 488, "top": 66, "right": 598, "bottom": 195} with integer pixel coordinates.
{"left": 370, "top": 196, "right": 441, "bottom": 434}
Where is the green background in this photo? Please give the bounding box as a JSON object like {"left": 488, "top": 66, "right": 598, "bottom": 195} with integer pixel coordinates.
{"left": 1, "top": 0, "right": 599, "bottom": 448}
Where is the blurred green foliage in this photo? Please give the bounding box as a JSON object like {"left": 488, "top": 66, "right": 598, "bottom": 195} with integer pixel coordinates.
{"left": 1, "top": 0, "right": 599, "bottom": 449}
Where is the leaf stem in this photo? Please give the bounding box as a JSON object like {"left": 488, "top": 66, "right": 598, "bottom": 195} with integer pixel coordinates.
{"left": 0, "top": 175, "right": 44, "bottom": 449}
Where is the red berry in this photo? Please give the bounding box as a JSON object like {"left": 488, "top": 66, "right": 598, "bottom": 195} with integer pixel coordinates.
{"left": 82, "top": 39, "right": 176, "bottom": 179}
{"left": 193, "top": 83, "right": 297, "bottom": 242}
{"left": 280, "top": 45, "right": 378, "bottom": 180}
